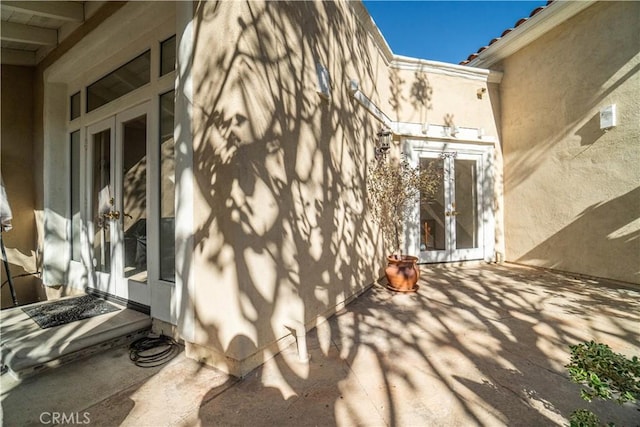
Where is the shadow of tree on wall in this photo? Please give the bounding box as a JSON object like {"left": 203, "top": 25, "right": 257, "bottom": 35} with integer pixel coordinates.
{"left": 388, "top": 67, "right": 433, "bottom": 125}
{"left": 184, "top": 0, "right": 384, "bottom": 380}
{"left": 170, "top": 2, "right": 640, "bottom": 425}
{"left": 409, "top": 71, "right": 433, "bottom": 124}
{"left": 520, "top": 186, "right": 640, "bottom": 282}
{"left": 4, "top": 2, "right": 638, "bottom": 420}
{"left": 500, "top": 1, "right": 639, "bottom": 283}
{"left": 388, "top": 68, "right": 405, "bottom": 120}
{"left": 503, "top": 2, "right": 639, "bottom": 192}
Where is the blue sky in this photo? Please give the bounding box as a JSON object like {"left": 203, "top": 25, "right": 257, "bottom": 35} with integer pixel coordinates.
{"left": 362, "top": 1, "right": 548, "bottom": 64}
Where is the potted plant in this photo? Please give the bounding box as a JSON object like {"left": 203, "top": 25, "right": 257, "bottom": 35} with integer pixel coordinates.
{"left": 367, "top": 127, "right": 441, "bottom": 292}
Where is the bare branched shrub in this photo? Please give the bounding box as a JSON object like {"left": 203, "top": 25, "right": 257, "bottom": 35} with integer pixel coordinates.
{"left": 367, "top": 154, "right": 441, "bottom": 255}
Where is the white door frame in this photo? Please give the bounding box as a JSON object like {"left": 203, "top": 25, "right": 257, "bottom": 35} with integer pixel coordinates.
{"left": 404, "top": 139, "right": 495, "bottom": 263}
{"left": 85, "top": 102, "right": 152, "bottom": 306}
{"left": 86, "top": 116, "right": 116, "bottom": 297}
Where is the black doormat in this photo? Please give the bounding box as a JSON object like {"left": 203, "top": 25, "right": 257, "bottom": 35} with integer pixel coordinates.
{"left": 22, "top": 295, "right": 120, "bottom": 329}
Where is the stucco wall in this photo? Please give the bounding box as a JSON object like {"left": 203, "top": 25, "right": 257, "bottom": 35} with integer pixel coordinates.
{"left": 500, "top": 1, "right": 640, "bottom": 283}
{"left": 1, "top": 65, "right": 45, "bottom": 308}
{"left": 187, "top": 0, "right": 390, "bottom": 375}
{"left": 384, "top": 65, "right": 500, "bottom": 138}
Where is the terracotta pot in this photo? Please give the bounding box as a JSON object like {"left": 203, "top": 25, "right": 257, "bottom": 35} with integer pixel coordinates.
{"left": 385, "top": 255, "right": 419, "bottom": 292}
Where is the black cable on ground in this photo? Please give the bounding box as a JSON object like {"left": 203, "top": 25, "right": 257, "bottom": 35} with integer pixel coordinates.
{"left": 129, "top": 334, "right": 180, "bottom": 368}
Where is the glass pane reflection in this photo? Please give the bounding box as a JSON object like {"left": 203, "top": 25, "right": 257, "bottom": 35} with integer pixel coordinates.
{"left": 122, "top": 115, "right": 148, "bottom": 281}
{"left": 92, "top": 129, "right": 111, "bottom": 273}
{"left": 420, "top": 157, "right": 445, "bottom": 251}
{"left": 454, "top": 159, "right": 478, "bottom": 250}
{"left": 87, "top": 51, "right": 150, "bottom": 112}
{"left": 159, "top": 90, "right": 175, "bottom": 282}
{"left": 70, "top": 130, "right": 81, "bottom": 261}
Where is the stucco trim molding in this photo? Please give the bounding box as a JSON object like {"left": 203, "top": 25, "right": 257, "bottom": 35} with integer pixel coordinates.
{"left": 393, "top": 122, "right": 496, "bottom": 145}
{"left": 349, "top": 85, "right": 497, "bottom": 144}
{"left": 349, "top": 87, "right": 497, "bottom": 145}
{"left": 391, "top": 55, "right": 503, "bottom": 83}
{"left": 467, "top": 0, "right": 596, "bottom": 69}
{"left": 350, "top": 87, "right": 393, "bottom": 126}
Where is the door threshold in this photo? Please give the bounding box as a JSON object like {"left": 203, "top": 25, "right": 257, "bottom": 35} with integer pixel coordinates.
{"left": 86, "top": 287, "right": 150, "bottom": 315}
{"left": 419, "top": 260, "right": 488, "bottom": 268}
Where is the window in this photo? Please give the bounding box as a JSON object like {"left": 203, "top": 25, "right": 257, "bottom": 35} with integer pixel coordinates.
{"left": 70, "top": 130, "right": 81, "bottom": 261}
{"left": 70, "top": 92, "right": 81, "bottom": 120}
{"left": 159, "top": 90, "right": 175, "bottom": 282}
{"left": 160, "top": 35, "right": 176, "bottom": 76}
{"left": 86, "top": 50, "right": 151, "bottom": 112}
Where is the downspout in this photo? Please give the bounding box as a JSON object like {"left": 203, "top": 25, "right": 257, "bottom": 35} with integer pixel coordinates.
{"left": 287, "top": 321, "right": 310, "bottom": 363}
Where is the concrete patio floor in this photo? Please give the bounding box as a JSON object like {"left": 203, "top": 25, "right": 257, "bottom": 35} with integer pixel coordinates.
{"left": 2, "top": 263, "right": 639, "bottom": 426}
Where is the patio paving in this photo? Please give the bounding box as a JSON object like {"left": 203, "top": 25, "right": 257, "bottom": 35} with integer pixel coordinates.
{"left": 2, "top": 263, "right": 639, "bottom": 426}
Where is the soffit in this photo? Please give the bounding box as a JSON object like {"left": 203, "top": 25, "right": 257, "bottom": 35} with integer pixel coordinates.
{"left": 1, "top": 1, "right": 85, "bottom": 66}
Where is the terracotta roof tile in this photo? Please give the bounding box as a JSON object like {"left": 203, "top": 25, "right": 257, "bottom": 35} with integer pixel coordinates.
{"left": 515, "top": 17, "right": 529, "bottom": 27}
{"left": 529, "top": 6, "right": 546, "bottom": 17}
{"left": 460, "top": 1, "right": 553, "bottom": 65}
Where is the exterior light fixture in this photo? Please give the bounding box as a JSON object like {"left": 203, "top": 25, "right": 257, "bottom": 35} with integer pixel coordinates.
{"left": 375, "top": 126, "right": 392, "bottom": 159}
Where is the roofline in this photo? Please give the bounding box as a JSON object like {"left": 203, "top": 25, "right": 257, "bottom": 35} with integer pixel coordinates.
{"left": 467, "top": 0, "right": 596, "bottom": 68}
{"left": 391, "top": 54, "right": 503, "bottom": 83}
{"left": 350, "top": 1, "right": 394, "bottom": 65}
{"left": 351, "top": 1, "right": 502, "bottom": 83}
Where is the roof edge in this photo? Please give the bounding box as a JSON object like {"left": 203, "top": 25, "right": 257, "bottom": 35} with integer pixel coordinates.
{"left": 391, "top": 54, "right": 503, "bottom": 83}
{"left": 350, "top": 1, "right": 394, "bottom": 65}
{"left": 467, "top": 0, "right": 596, "bottom": 68}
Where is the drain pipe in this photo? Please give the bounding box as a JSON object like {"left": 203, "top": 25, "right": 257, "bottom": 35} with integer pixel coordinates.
{"left": 288, "top": 322, "right": 310, "bottom": 363}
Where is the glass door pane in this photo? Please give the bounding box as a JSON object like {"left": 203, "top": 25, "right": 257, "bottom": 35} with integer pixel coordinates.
{"left": 159, "top": 90, "right": 175, "bottom": 282}
{"left": 91, "top": 128, "right": 112, "bottom": 273}
{"left": 70, "top": 130, "right": 82, "bottom": 261}
{"left": 85, "top": 104, "right": 151, "bottom": 306}
{"left": 122, "top": 115, "right": 148, "bottom": 281}
{"left": 416, "top": 150, "right": 484, "bottom": 262}
{"left": 420, "top": 157, "right": 446, "bottom": 251}
{"left": 453, "top": 158, "right": 478, "bottom": 250}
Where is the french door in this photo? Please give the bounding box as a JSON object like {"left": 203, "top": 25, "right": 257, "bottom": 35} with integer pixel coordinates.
{"left": 407, "top": 143, "right": 492, "bottom": 263}
{"left": 86, "top": 103, "right": 151, "bottom": 306}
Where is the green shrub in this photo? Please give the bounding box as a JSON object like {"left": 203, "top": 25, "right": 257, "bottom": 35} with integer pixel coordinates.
{"left": 568, "top": 408, "right": 600, "bottom": 427}
{"left": 565, "top": 341, "right": 640, "bottom": 426}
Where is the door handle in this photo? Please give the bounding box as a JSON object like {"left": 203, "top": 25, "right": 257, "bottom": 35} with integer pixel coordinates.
{"left": 103, "top": 211, "right": 120, "bottom": 220}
